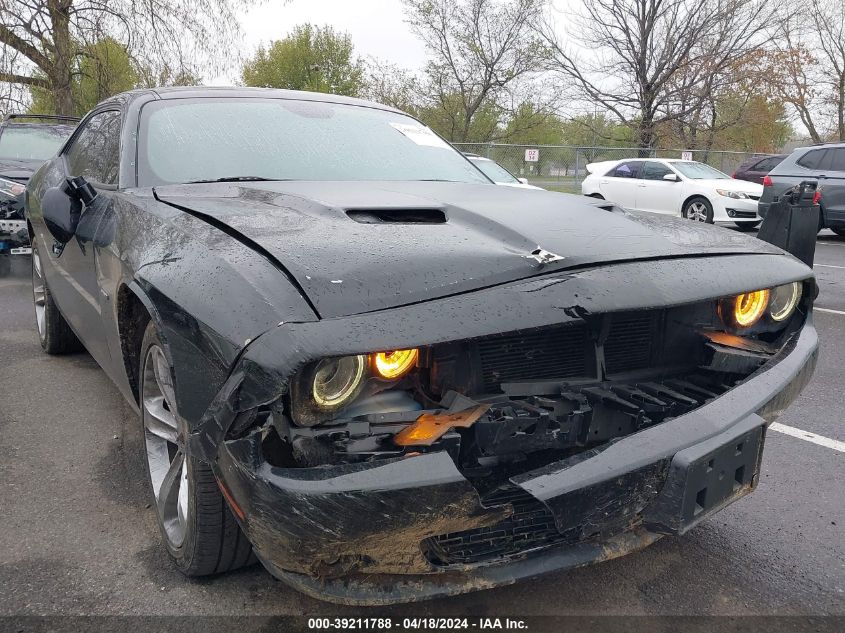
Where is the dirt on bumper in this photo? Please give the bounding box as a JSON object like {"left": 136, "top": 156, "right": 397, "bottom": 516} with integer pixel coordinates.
{"left": 211, "top": 318, "right": 818, "bottom": 604}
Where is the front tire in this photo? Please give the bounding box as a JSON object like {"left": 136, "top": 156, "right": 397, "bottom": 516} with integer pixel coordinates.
{"left": 139, "top": 322, "right": 253, "bottom": 576}
{"left": 31, "top": 246, "right": 83, "bottom": 354}
{"left": 683, "top": 197, "right": 714, "bottom": 223}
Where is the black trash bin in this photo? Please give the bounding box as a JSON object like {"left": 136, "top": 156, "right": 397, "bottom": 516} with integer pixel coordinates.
{"left": 757, "top": 180, "right": 820, "bottom": 267}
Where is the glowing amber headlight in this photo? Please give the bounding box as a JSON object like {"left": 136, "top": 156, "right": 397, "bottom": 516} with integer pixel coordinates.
{"left": 732, "top": 289, "right": 770, "bottom": 327}
{"left": 371, "top": 349, "right": 418, "bottom": 379}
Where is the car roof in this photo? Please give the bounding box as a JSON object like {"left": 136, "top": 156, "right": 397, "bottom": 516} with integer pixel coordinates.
{"left": 101, "top": 86, "right": 404, "bottom": 115}
{"left": 793, "top": 142, "right": 845, "bottom": 154}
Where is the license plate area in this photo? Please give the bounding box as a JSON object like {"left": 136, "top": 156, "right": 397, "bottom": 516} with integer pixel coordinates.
{"left": 683, "top": 426, "right": 763, "bottom": 522}
{"left": 645, "top": 415, "right": 765, "bottom": 534}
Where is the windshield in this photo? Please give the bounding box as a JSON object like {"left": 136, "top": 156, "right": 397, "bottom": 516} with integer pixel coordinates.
{"left": 0, "top": 125, "right": 73, "bottom": 160}
{"left": 670, "top": 161, "right": 730, "bottom": 180}
{"left": 470, "top": 157, "right": 520, "bottom": 184}
{"left": 138, "top": 98, "right": 491, "bottom": 187}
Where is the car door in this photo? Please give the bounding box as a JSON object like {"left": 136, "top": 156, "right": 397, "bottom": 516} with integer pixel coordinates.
{"left": 39, "top": 109, "right": 122, "bottom": 368}
{"left": 598, "top": 161, "right": 641, "bottom": 208}
{"left": 635, "top": 161, "right": 681, "bottom": 215}
{"left": 820, "top": 148, "right": 845, "bottom": 227}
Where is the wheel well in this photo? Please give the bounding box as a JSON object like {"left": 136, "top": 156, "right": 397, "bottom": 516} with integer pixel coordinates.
{"left": 681, "top": 194, "right": 710, "bottom": 213}
{"left": 117, "top": 285, "right": 151, "bottom": 403}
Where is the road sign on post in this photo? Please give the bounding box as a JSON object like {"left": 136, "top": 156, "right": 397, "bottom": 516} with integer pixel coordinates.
{"left": 681, "top": 150, "right": 693, "bottom": 161}
{"left": 524, "top": 148, "right": 539, "bottom": 162}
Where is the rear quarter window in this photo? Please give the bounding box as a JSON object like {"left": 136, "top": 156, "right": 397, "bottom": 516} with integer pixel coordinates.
{"left": 796, "top": 149, "right": 831, "bottom": 170}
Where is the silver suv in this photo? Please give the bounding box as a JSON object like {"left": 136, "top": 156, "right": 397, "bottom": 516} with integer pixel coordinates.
{"left": 758, "top": 143, "right": 845, "bottom": 236}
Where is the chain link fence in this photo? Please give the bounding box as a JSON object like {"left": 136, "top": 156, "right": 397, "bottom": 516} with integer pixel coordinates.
{"left": 453, "top": 143, "right": 765, "bottom": 193}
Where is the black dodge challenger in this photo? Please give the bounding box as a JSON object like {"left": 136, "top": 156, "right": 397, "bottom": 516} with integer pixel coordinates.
{"left": 25, "top": 87, "right": 818, "bottom": 605}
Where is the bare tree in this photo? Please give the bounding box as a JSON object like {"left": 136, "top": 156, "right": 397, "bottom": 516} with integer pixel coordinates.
{"left": 540, "top": 0, "right": 773, "bottom": 149}
{"left": 770, "top": 0, "right": 845, "bottom": 142}
{"left": 403, "top": 0, "right": 549, "bottom": 142}
{"left": 0, "top": 0, "right": 258, "bottom": 115}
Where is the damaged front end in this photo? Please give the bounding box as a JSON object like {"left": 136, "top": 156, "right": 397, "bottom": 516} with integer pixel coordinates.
{"left": 195, "top": 256, "right": 819, "bottom": 605}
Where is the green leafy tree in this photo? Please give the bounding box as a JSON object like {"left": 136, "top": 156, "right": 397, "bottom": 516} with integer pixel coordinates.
{"left": 241, "top": 24, "right": 365, "bottom": 96}
{"left": 29, "top": 38, "right": 137, "bottom": 116}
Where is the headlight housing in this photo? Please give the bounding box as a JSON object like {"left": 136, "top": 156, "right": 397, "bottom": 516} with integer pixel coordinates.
{"left": 291, "top": 348, "right": 420, "bottom": 426}
{"left": 715, "top": 189, "right": 749, "bottom": 199}
{"left": 769, "top": 282, "right": 802, "bottom": 322}
{"left": 0, "top": 176, "right": 25, "bottom": 199}
{"left": 311, "top": 355, "right": 366, "bottom": 408}
{"left": 719, "top": 283, "right": 803, "bottom": 332}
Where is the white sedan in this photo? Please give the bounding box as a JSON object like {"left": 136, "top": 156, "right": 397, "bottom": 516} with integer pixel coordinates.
{"left": 581, "top": 158, "right": 763, "bottom": 228}
{"left": 465, "top": 154, "right": 543, "bottom": 189}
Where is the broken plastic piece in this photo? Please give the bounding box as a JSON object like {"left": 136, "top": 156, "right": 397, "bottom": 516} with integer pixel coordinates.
{"left": 393, "top": 405, "right": 489, "bottom": 446}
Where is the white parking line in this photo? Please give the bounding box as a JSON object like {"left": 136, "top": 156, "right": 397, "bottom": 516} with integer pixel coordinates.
{"left": 815, "top": 264, "right": 845, "bottom": 269}
{"left": 769, "top": 423, "right": 845, "bottom": 453}
{"left": 815, "top": 307, "right": 845, "bottom": 316}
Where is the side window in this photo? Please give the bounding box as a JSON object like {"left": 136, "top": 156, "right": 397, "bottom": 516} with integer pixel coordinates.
{"left": 610, "top": 161, "right": 641, "bottom": 178}
{"left": 640, "top": 161, "right": 673, "bottom": 180}
{"left": 753, "top": 157, "right": 778, "bottom": 172}
{"left": 796, "top": 149, "right": 830, "bottom": 171}
{"left": 64, "top": 110, "right": 122, "bottom": 185}
{"left": 828, "top": 148, "right": 845, "bottom": 172}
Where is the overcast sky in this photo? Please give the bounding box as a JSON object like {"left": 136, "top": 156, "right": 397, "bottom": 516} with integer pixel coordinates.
{"left": 212, "top": 0, "right": 429, "bottom": 84}
{"left": 213, "top": 0, "right": 572, "bottom": 84}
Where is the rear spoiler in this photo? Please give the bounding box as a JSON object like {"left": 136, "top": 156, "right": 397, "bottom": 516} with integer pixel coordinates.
{"left": 585, "top": 160, "right": 617, "bottom": 175}
{"left": 3, "top": 113, "right": 80, "bottom": 124}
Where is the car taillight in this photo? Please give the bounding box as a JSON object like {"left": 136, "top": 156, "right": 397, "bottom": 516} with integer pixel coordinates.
{"left": 762, "top": 175, "right": 773, "bottom": 187}
{"left": 813, "top": 189, "right": 821, "bottom": 205}
{"left": 731, "top": 172, "right": 736, "bottom": 178}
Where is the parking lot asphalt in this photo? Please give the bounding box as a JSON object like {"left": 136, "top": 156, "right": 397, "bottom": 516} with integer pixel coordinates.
{"left": 0, "top": 230, "right": 843, "bottom": 620}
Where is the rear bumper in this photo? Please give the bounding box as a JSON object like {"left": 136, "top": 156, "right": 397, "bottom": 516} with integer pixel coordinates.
{"left": 212, "top": 318, "right": 818, "bottom": 605}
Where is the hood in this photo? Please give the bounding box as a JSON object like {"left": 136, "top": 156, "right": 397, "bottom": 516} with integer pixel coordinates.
{"left": 695, "top": 178, "right": 764, "bottom": 194}
{"left": 153, "top": 181, "right": 783, "bottom": 319}
{"left": 0, "top": 158, "right": 39, "bottom": 181}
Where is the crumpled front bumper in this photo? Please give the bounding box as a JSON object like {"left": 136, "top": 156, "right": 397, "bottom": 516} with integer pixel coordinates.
{"left": 211, "top": 317, "right": 818, "bottom": 605}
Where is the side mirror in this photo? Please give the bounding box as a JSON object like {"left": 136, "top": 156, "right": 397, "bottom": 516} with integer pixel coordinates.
{"left": 662, "top": 173, "right": 679, "bottom": 182}
{"left": 41, "top": 176, "right": 98, "bottom": 244}
{"left": 42, "top": 186, "right": 81, "bottom": 244}
{"left": 518, "top": 177, "right": 529, "bottom": 185}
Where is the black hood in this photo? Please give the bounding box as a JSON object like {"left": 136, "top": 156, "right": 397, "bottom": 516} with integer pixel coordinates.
{"left": 153, "top": 181, "right": 783, "bottom": 319}
{"left": 0, "top": 158, "right": 39, "bottom": 181}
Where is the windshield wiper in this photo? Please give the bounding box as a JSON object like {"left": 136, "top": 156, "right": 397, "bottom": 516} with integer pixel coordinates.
{"left": 185, "top": 176, "right": 289, "bottom": 184}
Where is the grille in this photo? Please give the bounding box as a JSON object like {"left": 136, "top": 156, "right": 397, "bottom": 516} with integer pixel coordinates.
{"left": 604, "top": 312, "right": 658, "bottom": 374}
{"left": 477, "top": 323, "right": 589, "bottom": 390}
{"left": 423, "top": 485, "right": 577, "bottom": 566}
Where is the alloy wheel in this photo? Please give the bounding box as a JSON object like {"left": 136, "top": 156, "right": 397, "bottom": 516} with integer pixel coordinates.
{"left": 687, "top": 201, "right": 709, "bottom": 222}
{"left": 142, "top": 345, "right": 189, "bottom": 549}
{"left": 31, "top": 249, "right": 46, "bottom": 341}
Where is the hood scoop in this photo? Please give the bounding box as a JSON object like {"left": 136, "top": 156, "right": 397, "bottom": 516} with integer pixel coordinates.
{"left": 346, "top": 208, "right": 447, "bottom": 224}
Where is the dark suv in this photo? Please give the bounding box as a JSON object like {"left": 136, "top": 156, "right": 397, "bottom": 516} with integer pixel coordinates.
{"left": 758, "top": 143, "right": 845, "bottom": 235}
{"left": 733, "top": 154, "right": 786, "bottom": 184}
